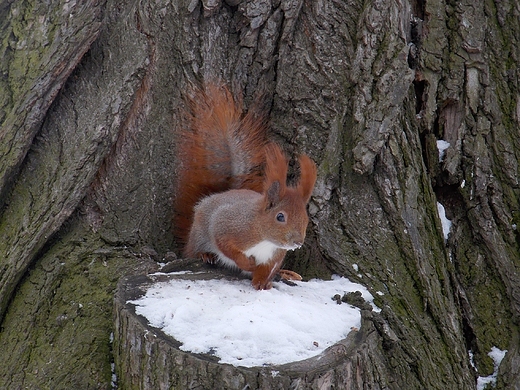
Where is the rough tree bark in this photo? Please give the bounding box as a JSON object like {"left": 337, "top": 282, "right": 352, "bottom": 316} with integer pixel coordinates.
{"left": 0, "top": 0, "right": 519, "bottom": 389}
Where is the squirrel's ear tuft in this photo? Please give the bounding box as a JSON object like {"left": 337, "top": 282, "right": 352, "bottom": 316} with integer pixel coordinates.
{"left": 265, "top": 180, "right": 281, "bottom": 210}
{"left": 263, "top": 143, "right": 288, "bottom": 193}
{"left": 263, "top": 144, "right": 288, "bottom": 210}
{"left": 297, "top": 155, "right": 317, "bottom": 203}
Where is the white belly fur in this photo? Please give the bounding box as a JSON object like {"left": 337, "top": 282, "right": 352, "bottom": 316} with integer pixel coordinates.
{"left": 244, "top": 240, "right": 280, "bottom": 264}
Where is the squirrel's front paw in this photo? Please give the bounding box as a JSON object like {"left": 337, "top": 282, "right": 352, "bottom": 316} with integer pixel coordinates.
{"left": 251, "top": 264, "right": 274, "bottom": 290}
{"left": 252, "top": 278, "right": 273, "bottom": 290}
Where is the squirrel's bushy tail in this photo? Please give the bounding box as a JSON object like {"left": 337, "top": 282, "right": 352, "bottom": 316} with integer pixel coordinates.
{"left": 174, "top": 83, "right": 268, "bottom": 244}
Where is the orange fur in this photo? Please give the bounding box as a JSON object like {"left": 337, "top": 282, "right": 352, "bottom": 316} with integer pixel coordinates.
{"left": 174, "top": 84, "right": 267, "bottom": 244}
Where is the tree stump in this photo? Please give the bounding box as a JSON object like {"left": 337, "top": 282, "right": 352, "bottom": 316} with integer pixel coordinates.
{"left": 113, "top": 263, "right": 391, "bottom": 390}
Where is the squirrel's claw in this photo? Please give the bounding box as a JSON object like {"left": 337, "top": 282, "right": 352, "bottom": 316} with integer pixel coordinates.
{"left": 201, "top": 252, "right": 218, "bottom": 265}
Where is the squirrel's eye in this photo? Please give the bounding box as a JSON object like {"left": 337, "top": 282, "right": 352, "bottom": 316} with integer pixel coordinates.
{"left": 276, "top": 212, "right": 286, "bottom": 222}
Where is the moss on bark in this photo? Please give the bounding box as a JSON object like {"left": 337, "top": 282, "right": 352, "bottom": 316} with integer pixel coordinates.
{"left": 0, "top": 217, "right": 156, "bottom": 388}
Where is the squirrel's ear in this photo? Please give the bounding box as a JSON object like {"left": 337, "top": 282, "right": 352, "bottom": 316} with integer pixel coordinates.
{"left": 265, "top": 180, "right": 281, "bottom": 210}
{"left": 297, "top": 154, "right": 317, "bottom": 203}
{"left": 263, "top": 143, "right": 288, "bottom": 193}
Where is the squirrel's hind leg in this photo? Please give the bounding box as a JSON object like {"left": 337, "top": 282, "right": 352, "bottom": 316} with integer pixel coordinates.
{"left": 278, "top": 269, "right": 302, "bottom": 281}
{"left": 214, "top": 237, "right": 257, "bottom": 272}
{"left": 200, "top": 252, "right": 218, "bottom": 265}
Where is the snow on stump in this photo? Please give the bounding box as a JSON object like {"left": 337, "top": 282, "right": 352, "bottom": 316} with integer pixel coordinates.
{"left": 113, "top": 263, "right": 384, "bottom": 389}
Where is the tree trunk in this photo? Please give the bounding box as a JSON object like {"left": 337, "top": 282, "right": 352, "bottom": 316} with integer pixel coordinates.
{"left": 1, "top": 0, "right": 519, "bottom": 388}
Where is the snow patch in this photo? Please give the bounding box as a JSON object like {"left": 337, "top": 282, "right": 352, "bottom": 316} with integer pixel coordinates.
{"left": 437, "top": 202, "right": 452, "bottom": 241}
{"left": 128, "top": 274, "right": 375, "bottom": 367}
{"left": 476, "top": 347, "right": 507, "bottom": 390}
{"left": 437, "top": 140, "right": 450, "bottom": 162}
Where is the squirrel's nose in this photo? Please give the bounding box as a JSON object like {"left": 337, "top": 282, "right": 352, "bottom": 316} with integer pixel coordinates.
{"left": 287, "top": 230, "right": 305, "bottom": 248}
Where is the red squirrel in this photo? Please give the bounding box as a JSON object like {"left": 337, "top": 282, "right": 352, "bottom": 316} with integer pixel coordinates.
{"left": 174, "top": 83, "right": 317, "bottom": 290}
